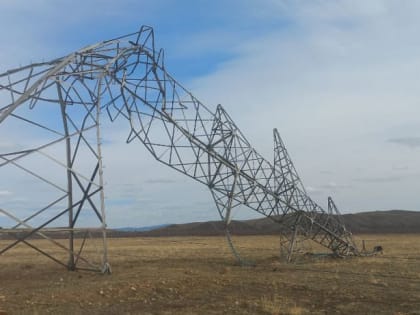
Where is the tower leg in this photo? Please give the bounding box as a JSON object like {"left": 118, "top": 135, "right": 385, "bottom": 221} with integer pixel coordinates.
{"left": 278, "top": 213, "right": 306, "bottom": 263}
{"left": 209, "top": 173, "right": 252, "bottom": 266}
{"left": 287, "top": 226, "right": 299, "bottom": 262}
{"left": 57, "top": 81, "right": 75, "bottom": 271}
{"left": 96, "top": 78, "right": 111, "bottom": 274}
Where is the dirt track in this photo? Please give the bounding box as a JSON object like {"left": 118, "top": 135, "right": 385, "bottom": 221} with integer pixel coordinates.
{"left": 1, "top": 235, "right": 420, "bottom": 314}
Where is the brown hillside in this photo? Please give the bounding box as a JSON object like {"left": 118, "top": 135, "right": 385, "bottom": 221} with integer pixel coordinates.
{"left": 133, "top": 210, "right": 420, "bottom": 237}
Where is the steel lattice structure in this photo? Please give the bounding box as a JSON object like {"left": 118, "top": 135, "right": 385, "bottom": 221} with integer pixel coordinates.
{"left": 0, "top": 26, "right": 359, "bottom": 272}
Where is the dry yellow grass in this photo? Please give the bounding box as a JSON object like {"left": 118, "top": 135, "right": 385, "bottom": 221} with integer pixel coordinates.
{"left": 0, "top": 234, "right": 419, "bottom": 314}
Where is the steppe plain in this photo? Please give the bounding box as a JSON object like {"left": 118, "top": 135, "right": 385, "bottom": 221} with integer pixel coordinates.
{"left": 0, "top": 234, "right": 420, "bottom": 315}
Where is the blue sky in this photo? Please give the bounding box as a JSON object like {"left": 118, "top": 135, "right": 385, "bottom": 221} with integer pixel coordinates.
{"left": 0, "top": 0, "right": 289, "bottom": 81}
{"left": 1, "top": 1, "right": 420, "bottom": 227}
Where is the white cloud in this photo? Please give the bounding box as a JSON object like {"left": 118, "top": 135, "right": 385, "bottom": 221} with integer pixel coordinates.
{"left": 0, "top": 190, "right": 12, "bottom": 196}
{"left": 306, "top": 186, "right": 322, "bottom": 195}
{"left": 189, "top": 1, "right": 420, "bottom": 212}
{"left": 388, "top": 137, "right": 420, "bottom": 148}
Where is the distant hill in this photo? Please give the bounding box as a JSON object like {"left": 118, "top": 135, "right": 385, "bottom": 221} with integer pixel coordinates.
{"left": 1, "top": 210, "right": 419, "bottom": 240}
{"left": 112, "top": 210, "right": 420, "bottom": 237}
{"left": 342, "top": 210, "right": 420, "bottom": 233}
{"left": 115, "top": 224, "right": 170, "bottom": 232}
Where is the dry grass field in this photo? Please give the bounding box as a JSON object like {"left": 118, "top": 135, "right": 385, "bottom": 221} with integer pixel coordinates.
{"left": 1, "top": 234, "right": 420, "bottom": 315}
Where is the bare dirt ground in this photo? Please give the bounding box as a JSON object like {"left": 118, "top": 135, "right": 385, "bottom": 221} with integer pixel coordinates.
{"left": 0, "top": 234, "right": 420, "bottom": 315}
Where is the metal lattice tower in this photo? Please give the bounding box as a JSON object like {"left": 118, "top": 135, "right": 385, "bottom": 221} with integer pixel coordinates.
{"left": 0, "top": 26, "right": 359, "bottom": 272}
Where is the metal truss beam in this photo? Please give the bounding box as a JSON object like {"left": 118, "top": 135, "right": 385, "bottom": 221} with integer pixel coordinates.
{"left": 0, "top": 26, "right": 359, "bottom": 272}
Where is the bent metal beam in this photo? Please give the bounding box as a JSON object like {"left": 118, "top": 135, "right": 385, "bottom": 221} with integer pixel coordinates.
{"left": 0, "top": 26, "right": 359, "bottom": 273}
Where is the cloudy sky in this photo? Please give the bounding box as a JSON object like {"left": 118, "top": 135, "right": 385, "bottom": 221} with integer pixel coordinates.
{"left": 1, "top": 0, "right": 420, "bottom": 227}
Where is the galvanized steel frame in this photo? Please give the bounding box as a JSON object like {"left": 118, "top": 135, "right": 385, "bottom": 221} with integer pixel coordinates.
{"left": 0, "top": 26, "right": 359, "bottom": 272}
